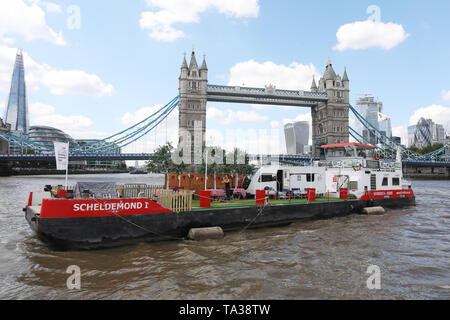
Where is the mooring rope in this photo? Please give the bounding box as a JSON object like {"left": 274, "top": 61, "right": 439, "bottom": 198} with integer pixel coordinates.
{"left": 89, "top": 196, "right": 185, "bottom": 241}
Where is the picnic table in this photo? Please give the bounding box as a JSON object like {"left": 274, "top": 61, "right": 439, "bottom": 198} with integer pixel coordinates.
{"left": 232, "top": 188, "right": 246, "bottom": 200}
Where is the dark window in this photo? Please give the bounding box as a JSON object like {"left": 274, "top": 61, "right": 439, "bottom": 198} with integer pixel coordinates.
{"left": 366, "top": 160, "right": 380, "bottom": 169}
{"left": 382, "top": 177, "right": 388, "bottom": 186}
{"left": 306, "top": 174, "right": 315, "bottom": 182}
{"left": 259, "top": 175, "right": 276, "bottom": 182}
{"left": 392, "top": 178, "right": 400, "bottom": 186}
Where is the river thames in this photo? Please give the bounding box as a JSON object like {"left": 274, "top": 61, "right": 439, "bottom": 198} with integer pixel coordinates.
{"left": 0, "top": 174, "right": 448, "bottom": 299}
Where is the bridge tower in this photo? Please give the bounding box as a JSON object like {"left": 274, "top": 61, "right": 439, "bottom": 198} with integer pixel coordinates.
{"left": 311, "top": 60, "right": 350, "bottom": 157}
{"left": 178, "top": 48, "right": 208, "bottom": 162}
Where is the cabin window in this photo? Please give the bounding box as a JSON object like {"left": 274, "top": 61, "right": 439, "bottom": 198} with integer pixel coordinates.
{"left": 382, "top": 177, "right": 388, "bottom": 186}
{"left": 366, "top": 160, "right": 380, "bottom": 169}
{"left": 392, "top": 178, "right": 400, "bottom": 186}
{"left": 349, "top": 181, "right": 358, "bottom": 190}
{"left": 259, "top": 175, "right": 276, "bottom": 182}
{"left": 296, "top": 175, "right": 302, "bottom": 181}
{"left": 306, "top": 174, "right": 315, "bottom": 182}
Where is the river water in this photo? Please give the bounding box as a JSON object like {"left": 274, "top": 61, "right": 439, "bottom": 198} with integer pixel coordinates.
{"left": 0, "top": 174, "right": 448, "bottom": 299}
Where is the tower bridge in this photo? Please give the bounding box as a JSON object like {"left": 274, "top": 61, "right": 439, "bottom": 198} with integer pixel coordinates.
{"left": 0, "top": 48, "right": 448, "bottom": 171}
{"left": 178, "top": 49, "right": 350, "bottom": 158}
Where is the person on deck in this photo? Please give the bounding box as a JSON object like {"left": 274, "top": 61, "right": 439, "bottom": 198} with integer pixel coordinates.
{"left": 222, "top": 175, "right": 231, "bottom": 201}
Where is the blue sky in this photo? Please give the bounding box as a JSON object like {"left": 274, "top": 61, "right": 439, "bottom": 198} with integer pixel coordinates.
{"left": 0, "top": 0, "right": 449, "bottom": 153}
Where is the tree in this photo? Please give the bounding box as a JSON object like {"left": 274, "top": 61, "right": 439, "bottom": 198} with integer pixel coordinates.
{"left": 409, "top": 143, "right": 444, "bottom": 155}
{"left": 146, "top": 142, "right": 187, "bottom": 174}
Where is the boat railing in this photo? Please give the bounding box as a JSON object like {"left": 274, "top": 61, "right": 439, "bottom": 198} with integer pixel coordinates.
{"left": 157, "top": 189, "right": 192, "bottom": 212}
{"left": 49, "top": 184, "right": 164, "bottom": 200}
{"left": 318, "top": 159, "right": 398, "bottom": 172}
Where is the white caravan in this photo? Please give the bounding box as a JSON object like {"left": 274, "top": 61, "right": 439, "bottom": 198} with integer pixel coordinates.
{"left": 245, "top": 143, "right": 413, "bottom": 200}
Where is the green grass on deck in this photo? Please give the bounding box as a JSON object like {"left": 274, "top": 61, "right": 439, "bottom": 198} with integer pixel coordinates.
{"left": 191, "top": 197, "right": 345, "bottom": 210}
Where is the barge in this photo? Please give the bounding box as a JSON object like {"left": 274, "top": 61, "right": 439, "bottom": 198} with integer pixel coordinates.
{"left": 24, "top": 143, "right": 415, "bottom": 248}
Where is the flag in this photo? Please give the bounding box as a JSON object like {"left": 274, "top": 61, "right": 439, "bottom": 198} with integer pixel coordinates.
{"left": 54, "top": 141, "right": 69, "bottom": 171}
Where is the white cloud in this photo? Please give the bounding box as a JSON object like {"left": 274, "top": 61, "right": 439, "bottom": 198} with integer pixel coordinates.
{"left": 334, "top": 20, "right": 409, "bottom": 51}
{"left": 0, "top": 0, "right": 65, "bottom": 46}
{"left": 1, "top": 37, "right": 15, "bottom": 44}
{"left": 442, "top": 90, "right": 450, "bottom": 102}
{"left": 270, "top": 120, "right": 279, "bottom": 129}
{"left": 228, "top": 59, "right": 320, "bottom": 91}
{"left": 409, "top": 104, "right": 450, "bottom": 127}
{"left": 29, "top": 101, "right": 55, "bottom": 115}
{"left": 42, "top": 70, "right": 114, "bottom": 97}
{"left": 29, "top": 102, "right": 100, "bottom": 139}
{"left": 43, "top": 2, "right": 62, "bottom": 14}
{"left": 207, "top": 107, "right": 268, "bottom": 125}
{"left": 392, "top": 126, "right": 408, "bottom": 146}
{"left": 140, "top": 0, "right": 260, "bottom": 42}
{"left": 0, "top": 45, "right": 114, "bottom": 97}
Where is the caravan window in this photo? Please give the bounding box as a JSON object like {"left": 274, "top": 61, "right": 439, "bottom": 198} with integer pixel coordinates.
{"left": 259, "top": 175, "right": 276, "bottom": 182}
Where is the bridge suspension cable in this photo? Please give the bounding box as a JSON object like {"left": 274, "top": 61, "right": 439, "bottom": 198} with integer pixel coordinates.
{"left": 349, "top": 104, "right": 448, "bottom": 161}
{"left": 72, "top": 95, "right": 179, "bottom": 153}
{"left": 0, "top": 95, "right": 179, "bottom": 155}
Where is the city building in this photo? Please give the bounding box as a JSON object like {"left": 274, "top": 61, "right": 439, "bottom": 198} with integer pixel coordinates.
{"left": 28, "top": 126, "right": 80, "bottom": 153}
{"left": 392, "top": 136, "right": 402, "bottom": 145}
{"left": 3, "top": 50, "right": 30, "bottom": 154}
{"left": 432, "top": 123, "right": 445, "bottom": 145}
{"left": 355, "top": 96, "right": 392, "bottom": 145}
{"left": 77, "top": 139, "right": 125, "bottom": 169}
{"left": 284, "top": 121, "right": 309, "bottom": 154}
{"left": 378, "top": 112, "right": 392, "bottom": 139}
{"left": 408, "top": 118, "right": 446, "bottom": 148}
{"left": 0, "top": 117, "right": 11, "bottom": 154}
{"left": 303, "top": 145, "right": 313, "bottom": 155}
{"left": 407, "top": 125, "right": 416, "bottom": 147}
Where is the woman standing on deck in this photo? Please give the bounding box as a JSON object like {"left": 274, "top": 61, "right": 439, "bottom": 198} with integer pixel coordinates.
{"left": 222, "top": 175, "right": 231, "bottom": 201}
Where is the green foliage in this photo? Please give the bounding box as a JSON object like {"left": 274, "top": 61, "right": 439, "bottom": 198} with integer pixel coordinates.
{"left": 409, "top": 143, "right": 444, "bottom": 155}
{"left": 146, "top": 142, "right": 187, "bottom": 174}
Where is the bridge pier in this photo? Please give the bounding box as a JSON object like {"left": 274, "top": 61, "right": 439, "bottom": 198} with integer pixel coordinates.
{"left": 403, "top": 163, "right": 450, "bottom": 179}
{"left": 311, "top": 60, "right": 350, "bottom": 157}
{"left": 0, "top": 161, "right": 12, "bottom": 176}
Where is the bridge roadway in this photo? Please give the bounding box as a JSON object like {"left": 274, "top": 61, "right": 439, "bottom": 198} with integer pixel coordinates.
{"left": 206, "top": 84, "right": 328, "bottom": 107}
{"left": 1, "top": 153, "right": 449, "bottom": 167}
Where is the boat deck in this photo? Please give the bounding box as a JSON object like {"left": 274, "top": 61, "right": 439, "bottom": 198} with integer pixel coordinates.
{"left": 191, "top": 197, "right": 345, "bottom": 211}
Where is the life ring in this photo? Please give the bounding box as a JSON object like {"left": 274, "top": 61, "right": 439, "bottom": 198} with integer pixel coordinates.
{"left": 353, "top": 163, "right": 362, "bottom": 171}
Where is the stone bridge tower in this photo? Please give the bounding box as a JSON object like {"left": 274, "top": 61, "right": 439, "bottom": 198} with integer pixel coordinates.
{"left": 311, "top": 60, "right": 350, "bottom": 157}
{"left": 178, "top": 49, "right": 208, "bottom": 163}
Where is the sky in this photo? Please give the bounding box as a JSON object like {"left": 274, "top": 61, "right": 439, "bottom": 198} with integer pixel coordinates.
{"left": 0, "top": 0, "right": 449, "bottom": 155}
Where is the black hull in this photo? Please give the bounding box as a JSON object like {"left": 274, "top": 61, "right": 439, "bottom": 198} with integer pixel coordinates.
{"left": 26, "top": 197, "right": 415, "bottom": 249}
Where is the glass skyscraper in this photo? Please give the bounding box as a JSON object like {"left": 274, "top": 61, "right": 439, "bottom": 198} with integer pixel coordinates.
{"left": 284, "top": 121, "right": 309, "bottom": 155}
{"left": 355, "top": 96, "right": 392, "bottom": 145}
{"left": 4, "top": 50, "right": 29, "bottom": 134}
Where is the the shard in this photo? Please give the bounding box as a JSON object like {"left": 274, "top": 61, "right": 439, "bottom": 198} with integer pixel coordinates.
{"left": 4, "top": 49, "right": 29, "bottom": 134}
